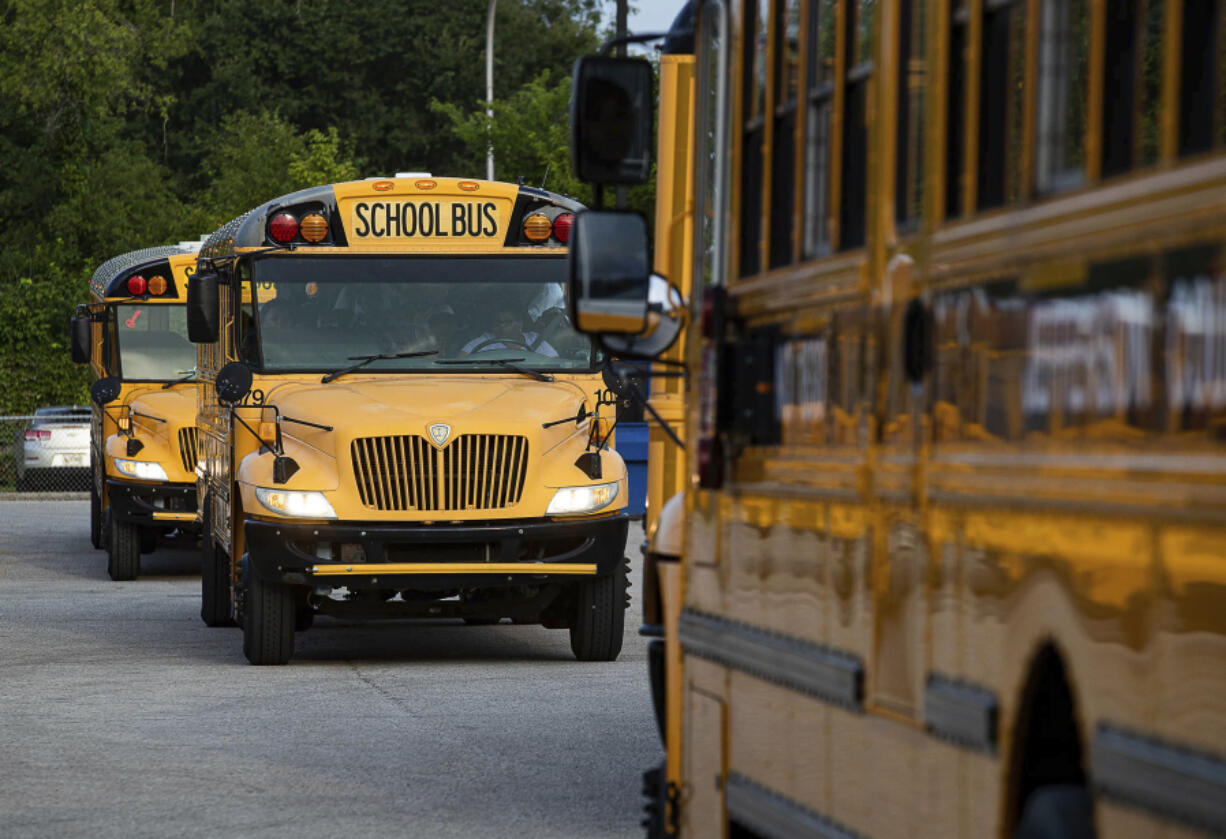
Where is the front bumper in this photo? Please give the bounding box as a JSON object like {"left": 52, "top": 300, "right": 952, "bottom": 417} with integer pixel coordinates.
{"left": 106, "top": 479, "right": 199, "bottom": 529}
{"left": 244, "top": 514, "right": 629, "bottom": 589}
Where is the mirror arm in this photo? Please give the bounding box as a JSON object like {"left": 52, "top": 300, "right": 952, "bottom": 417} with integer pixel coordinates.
{"left": 228, "top": 406, "right": 281, "bottom": 456}
{"left": 625, "top": 378, "right": 685, "bottom": 451}
{"left": 281, "top": 415, "right": 334, "bottom": 433}
{"left": 597, "top": 30, "right": 680, "bottom": 56}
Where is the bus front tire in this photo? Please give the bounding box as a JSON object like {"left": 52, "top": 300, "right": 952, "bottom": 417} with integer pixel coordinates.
{"left": 242, "top": 565, "right": 295, "bottom": 665}
{"left": 569, "top": 557, "right": 627, "bottom": 662}
{"left": 89, "top": 483, "right": 102, "bottom": 549}
{"left": 106, "top": 512, "right": 140, "bottom": 581}
{"left": 200, "top": 504, "right": 235, "bottom": 627}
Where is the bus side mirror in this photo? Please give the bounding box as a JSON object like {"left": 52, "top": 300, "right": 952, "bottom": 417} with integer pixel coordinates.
{"left": 90, "top": 376, "right": 121, "bottom": 406}
{"left": 69, "top": 316, "right": 90, "bottom": 364}
{"left": 187, "top": 272, "right": 220, "bottom": 343}
{"left": 215, "top": 361, "right": 252, "bottom": 405}
{"left": 567, "top": 210, "right": 651, "bottom": 336}
{"left": 569, "top": 56, "right": 653, "bottom": 185}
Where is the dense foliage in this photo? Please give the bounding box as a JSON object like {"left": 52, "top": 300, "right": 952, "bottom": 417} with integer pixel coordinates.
{"left": 0, "top": 0, "right": 646, "bottom": 414}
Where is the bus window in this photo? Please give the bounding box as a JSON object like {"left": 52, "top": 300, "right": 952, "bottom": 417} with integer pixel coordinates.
{"left": 247, "top": 256, "right": 596, "bottom": 371}
{"left": 802, "top": 0, "right": 836, "bottom": 256}
{"left": 740, "top": 0, "right": 769, "bottom": 277}
{"left": 768, "top": 0, "right": 801, "bottom": 269}
{"left": 1036, "top": 0, "right": 1089, "bottom": 193}
{"left": 895, "top": 0, "right": 927, "bottom": 231}
{"left": 114, "top": 303, "right": 195, "bottom": 381}
{"left": 839, "top": 0, "right": 874, "bottom": 250}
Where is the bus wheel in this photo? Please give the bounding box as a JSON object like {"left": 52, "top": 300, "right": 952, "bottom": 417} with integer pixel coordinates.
{"left": 1015, "top": 785, "right": 1095, "bottom": 839}
{"left": 106, "top": 512, "right": 140, "bottom": 581}
{"left": 89, "top": 483, "right": 102, "bottom": 550}
{"left": 569, "top": 557, "right": 628, "bottom": 662}
{"left": 242, "top": 564, "right": 295, "bottom": 665}
{"left": 200, "top": 504, "right": 235, "bottom": 627}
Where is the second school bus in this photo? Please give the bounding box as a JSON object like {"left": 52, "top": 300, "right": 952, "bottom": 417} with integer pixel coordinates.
{"left": 71, "top": 242, "right": 204, "bottom": 581}
{"left": 569, "top": 1, "right": 1226, "bottom": 837}
{"left": 187, "top": 175, "right": 630, "bottom": 665}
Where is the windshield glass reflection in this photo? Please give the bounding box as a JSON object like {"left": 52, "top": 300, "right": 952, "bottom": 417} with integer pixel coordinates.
{"left": 115, "top": 304, "right": 195, "bottom": 380}
{"left": 245, "top": 256, "right": 597, "bottom": 372}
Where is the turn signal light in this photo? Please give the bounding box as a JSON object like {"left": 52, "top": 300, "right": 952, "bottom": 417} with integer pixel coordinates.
{"left": 258, "top": 421, "right": 278, "bottom": 446}
{"left": 127, "top": 275, "right": 147, "bottom": 296}
{"left": 147, "top": 275, "right": 168, "bottom": 295}
{"left": 269, "top": 213, "right": 298, "bottom": 243}
{"left": 299, "top": 213, "right": 328, "bottom": 243}
{"left": 553, "top": 213, "right": 574, "bottom": 243}
{"left": 523, "top": 213, "right": 551, "bottom": 243}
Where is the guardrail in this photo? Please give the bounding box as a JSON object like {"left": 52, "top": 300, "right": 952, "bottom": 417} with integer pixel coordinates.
{"left": 0, "top": 415, "right": 91, "bottom": 494}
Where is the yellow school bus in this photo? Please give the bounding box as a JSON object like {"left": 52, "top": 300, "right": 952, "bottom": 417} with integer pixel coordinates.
{"left": 70, "top": 242, "right": 204, "bottom": 581}
{"left": 569, "top": 1, "right": 1226, "bottom": 837}
{"left": 186, "top": 175, "right": 630, "bottom": 665}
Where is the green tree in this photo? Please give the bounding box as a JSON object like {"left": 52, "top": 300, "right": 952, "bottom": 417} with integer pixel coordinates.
{"left": 432, "top": 68, "right": 655, "bottom": 217}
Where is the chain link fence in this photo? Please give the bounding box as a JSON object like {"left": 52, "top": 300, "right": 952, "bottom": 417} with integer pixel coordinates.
{"left": 1, "top": 411, "right": 92, "bottom": 495}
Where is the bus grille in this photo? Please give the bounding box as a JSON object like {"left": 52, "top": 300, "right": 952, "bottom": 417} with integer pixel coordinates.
{"left": 178, "top": 427, "right": 200, "bottom": 475}
{"left": 351, "top": 434, "right": 529, "bottom": 512}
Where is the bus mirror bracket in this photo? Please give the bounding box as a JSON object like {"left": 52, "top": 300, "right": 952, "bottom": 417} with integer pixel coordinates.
{"left": 569, "top": 55, "right": 654, "bottom": 186}
{"left": 187, "top": 271, "right": 220, "bottom": 344}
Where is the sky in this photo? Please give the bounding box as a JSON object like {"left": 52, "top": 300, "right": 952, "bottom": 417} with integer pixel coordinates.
{"left": 624, "top": 2, "right": 685, "bottom": 35}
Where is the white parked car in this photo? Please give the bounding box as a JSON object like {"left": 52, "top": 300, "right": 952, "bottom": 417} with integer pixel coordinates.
{"left": 17, "top": 406, "right": 91, "bottom": 492}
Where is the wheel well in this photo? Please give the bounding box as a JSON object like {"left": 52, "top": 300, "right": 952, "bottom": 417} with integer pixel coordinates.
{"left": 1008, "top": 643, "right": 1088, "bottom": 828}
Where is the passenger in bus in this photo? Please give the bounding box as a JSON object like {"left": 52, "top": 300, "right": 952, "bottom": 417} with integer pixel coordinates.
{"left": 461, "top": 308, "right": 558, "bottom": 357}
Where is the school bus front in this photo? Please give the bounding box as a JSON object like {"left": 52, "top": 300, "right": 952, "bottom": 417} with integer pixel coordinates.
{"left": 191, "top": 176, "right": 629, "bottom": 665}
{"left": 73, "top": 244, "right": 203, "bottom": 581}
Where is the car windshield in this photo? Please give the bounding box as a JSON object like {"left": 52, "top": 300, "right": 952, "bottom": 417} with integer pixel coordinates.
{"left": 32, "top": 407, "right": 90, "bottom": 426}
{"left": 114, "top": 304, "right": 196, "bottom": 381}
{"left": 244, "top": 255, "right": 598, "bottom": 373}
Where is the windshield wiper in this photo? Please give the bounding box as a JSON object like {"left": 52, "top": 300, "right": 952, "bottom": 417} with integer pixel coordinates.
{"left": 162, "top": 370, "right": 197, "bottom": 389}
{"left": 321, "top": 350, "right": 438, "bottom": 383}
{"left": 434, "top": 357, "right": 554, "bottom": 382}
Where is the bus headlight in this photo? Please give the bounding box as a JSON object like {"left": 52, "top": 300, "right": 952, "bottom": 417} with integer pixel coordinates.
{"left": 113, "top": 458, "right": 169, "bottom": 482}
{"left": 255, "top": 487, "right": 337, "bottom": 519}
{"left": 546, "top": 482, "right": 619, "bottom": 516}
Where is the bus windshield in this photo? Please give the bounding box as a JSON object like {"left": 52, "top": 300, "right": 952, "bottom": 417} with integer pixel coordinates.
{"left": 245, "top": 255, "right": 598, "bottom": 372}
{"left": 114, "top": 304, "right": 196, "bottom": 381}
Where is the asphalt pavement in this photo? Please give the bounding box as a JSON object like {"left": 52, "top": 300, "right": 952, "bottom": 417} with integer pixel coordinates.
{"left": 0, "top": 500, "right": 659, "bottom": 838}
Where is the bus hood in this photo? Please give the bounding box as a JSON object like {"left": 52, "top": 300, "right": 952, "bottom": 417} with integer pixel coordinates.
{"left": 263, "top": 376, "right": 590, "bottom": 441}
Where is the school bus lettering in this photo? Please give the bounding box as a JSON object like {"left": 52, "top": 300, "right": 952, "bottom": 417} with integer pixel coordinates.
{"left": 351, "top": 200, "right": 499, "bottom": 240}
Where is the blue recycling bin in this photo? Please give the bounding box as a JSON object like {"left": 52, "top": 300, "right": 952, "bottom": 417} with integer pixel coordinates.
{"left": 617, "top": 421, "right": 649, "bottom": 517}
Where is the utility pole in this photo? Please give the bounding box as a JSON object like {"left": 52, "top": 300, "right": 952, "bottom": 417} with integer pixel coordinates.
{"left": 615, "top": 0, "right": 628, "bottom": 208}
{"left": 486, "top": 0, "right": 497, "bottom": 181}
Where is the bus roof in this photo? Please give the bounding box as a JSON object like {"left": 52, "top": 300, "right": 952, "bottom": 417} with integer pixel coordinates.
{"left": 199, "top": 177, "right": 583, "bottom": 262}
{"left": 89, "top": 242, "right": 201, "bottom": 301}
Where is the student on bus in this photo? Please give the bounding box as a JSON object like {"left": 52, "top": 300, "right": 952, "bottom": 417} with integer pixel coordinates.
{"left": 461, "top": 307, "right": 558, "bottom": 357}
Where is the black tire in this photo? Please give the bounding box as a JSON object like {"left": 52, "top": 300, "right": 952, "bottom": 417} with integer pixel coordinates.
{"left": 242, "top": 563, "right": 295, "bottom": 665}
{"left": 200, "top": 503, "right": 235, "bottom": 627}
{"left": 1015, "top": 785, "right": 1095, "bottom": 839}
{"left": 16, "top": 474, "right": 30, "bottom": 492}
{"left": 89, "top": 482, "right": 103, "bottom": 549}
{"left": 569, "top": 557, "right": 628, "bottom": 661}
{"left": 106, "top": 512, "right": 141, "bottom": 581}
{"left": 294, "top": 604, "right": 315, "bottom": 633}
